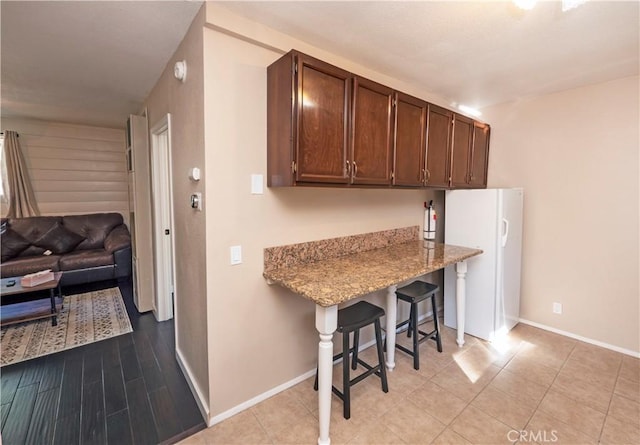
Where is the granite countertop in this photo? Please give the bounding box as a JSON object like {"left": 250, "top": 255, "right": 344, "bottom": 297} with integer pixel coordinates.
{"left": 264, "top": 241, "right": 482, "bottom": 307}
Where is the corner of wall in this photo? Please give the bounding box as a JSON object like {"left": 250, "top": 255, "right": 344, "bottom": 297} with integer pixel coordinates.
{"left": 176, "top": 346, "right": 210, "bottom": 422}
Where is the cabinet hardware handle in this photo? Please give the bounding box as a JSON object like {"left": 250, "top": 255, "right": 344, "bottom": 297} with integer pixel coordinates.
{"left": 346, "top": 160, "right": 351, "bottom": 175}
{"left": 353, "top": 161, "right": 358, "bottom": 177}
{"left": 425, "top": 169, "right": 431, "bottom": 183}
{"left": 291, "top": 161, "right": 297, "bottom": 173}
{"left": 391, "top": 171, "right": 395, "bottom": 181}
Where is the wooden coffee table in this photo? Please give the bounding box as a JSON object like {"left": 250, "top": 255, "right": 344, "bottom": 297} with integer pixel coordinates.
{"left": 1, "top": 272, "right": 63, "bottom": 326}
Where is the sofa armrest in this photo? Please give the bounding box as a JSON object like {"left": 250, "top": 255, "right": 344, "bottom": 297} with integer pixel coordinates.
{"left": 104, "top": 225, "right": 131, "bottom": 253}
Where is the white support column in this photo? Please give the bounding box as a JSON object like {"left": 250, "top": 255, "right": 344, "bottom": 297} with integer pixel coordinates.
{"left": 455, "top": 260, "right": 468, "bottom": 347}
{"left": 385, "top": 284, "right": 397, "bottom": 371}
{"left": 315, "top": 304, "right": 338, "bottom": 445}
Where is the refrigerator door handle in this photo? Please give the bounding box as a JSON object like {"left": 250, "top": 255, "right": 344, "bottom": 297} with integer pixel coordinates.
{"left": 502, "top": 218, "right": 510, "bottom": 247}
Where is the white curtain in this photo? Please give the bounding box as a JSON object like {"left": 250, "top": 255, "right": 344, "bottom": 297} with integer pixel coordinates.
{"left": 2, "top": 130, "right": 40, "bottom": 218}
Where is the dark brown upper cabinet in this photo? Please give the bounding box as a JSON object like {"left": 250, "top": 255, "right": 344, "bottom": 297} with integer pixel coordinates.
{"left": 425, "top": 104, "right": 453, "bottom": 188}
{"left": 267, "top": 49, "right": 490, "bottom": 189}
{"left": 469, "top": 121, "right": 490, "bottom": 188}
{"left": 351, "top": 77, "right": 394, "bottom": 185}
{"left": 267, "top": 51, "right": 351, "bottom": 186}
{"left": 393, "top": 92, "right": 427, "bottom": 187}
{"left": 450, "top": 113, "right": 474, "bottom": 188}
{"left": 449, "top": 114, "right": 491, "bottom": 189}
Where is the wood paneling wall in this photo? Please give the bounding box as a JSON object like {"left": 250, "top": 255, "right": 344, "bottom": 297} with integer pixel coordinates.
{"left": 1, "top": 118, "right": 128, "bottom": 221}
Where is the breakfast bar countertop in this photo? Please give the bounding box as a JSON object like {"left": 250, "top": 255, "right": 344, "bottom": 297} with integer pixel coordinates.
{"left": 264, "top": 241, "right": 482, "bottom": 307}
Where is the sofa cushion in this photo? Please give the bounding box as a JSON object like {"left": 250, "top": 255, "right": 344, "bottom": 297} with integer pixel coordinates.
{"left": 62, "top": 213, "right": 124, "bottom": 250}
{"left": 58, "top": 249, "right": 114, "bottom": 271}
{"left": 9, "top": 217, "right": 61, "bottom": 257}
{"left": 8, "top": 216, "right": 62, "bottom": 243}
{"left": 18, "top": 245, "right": 48, "bottom": 257}
{"left": 0, "top": 255, "right": 61, "bottom": 278}
{"left": 104, "top": 225, "right": 131, "bottom": 253}
{"left": 1, "top": 228, "right": 32, "bottom": 262}
{"left": 33, "top": 223, "right": 86, "bottom": 255}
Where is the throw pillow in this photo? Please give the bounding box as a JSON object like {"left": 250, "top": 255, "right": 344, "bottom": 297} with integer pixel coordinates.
{"left": 33, "top": 223, "right": 85, "bottom": 255}
{"left": 1, "top": 228, "right": 32, "bottom": 262}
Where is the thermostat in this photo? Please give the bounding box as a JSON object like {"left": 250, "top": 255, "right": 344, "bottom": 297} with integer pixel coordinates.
{"left": 174, "top": 60, "right": 187, "bottom": 82}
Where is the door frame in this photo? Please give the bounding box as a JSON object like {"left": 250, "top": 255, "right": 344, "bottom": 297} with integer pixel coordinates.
{"left": 149, "top": 114, "right": 177, "bottom": 322}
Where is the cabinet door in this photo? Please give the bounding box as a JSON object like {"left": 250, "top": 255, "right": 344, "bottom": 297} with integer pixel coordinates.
{"left": 469, "top": 122, "right": 490, "bottom": 188}
{"left": 425, "top": 105, "right": 452, "bottom": 188}
{"left": 450, "top": 113, "right": 474, "bottom": 188}
{"left": 295, "top": 54, "right": 351, "bottom": 184}
{"left": 393, "top": 92, "right": 427, "bottom": 187}
{"left": 351, "top": 77, "right": 393, "bottom": 185}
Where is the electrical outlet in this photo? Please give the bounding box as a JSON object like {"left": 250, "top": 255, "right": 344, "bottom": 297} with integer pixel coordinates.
{"left": 553, "top": 302, "right": 563, "bottom": 314}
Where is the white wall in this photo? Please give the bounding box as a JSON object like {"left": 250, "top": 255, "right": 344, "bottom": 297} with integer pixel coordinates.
{"left": 483, "top": 76, "right": 639, "bottom": 353}
{"left": 1, "top": 117, "right": 127, "bottom": 220}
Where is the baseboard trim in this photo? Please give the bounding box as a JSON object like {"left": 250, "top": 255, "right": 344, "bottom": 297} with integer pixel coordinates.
{"left": 208, "top": 368, "right": 315, "bottom": 427}
{"left": 519, "top": 318, "right": 640, "bottom": 358}
{"left": 206, "top": 310, "right": 440, "bottom": 427}
{"left": 208, "top": 338, "right": 378, "bottom": 427}
{"left": 175, "top": 347, "right": 211, "bottom": 423}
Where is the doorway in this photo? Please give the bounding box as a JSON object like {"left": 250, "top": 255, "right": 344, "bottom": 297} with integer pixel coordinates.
{"left": 150, "top": 114, "right": 176, "bottom": 322}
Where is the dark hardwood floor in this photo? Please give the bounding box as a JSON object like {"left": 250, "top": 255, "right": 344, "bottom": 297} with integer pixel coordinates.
{"left": 0, "top": 279, "right": 206, "bottom": 445}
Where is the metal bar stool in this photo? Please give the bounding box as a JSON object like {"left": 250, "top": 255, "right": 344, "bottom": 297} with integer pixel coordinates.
{"left": 394, "top": 280, "right": 443, "bottom": 370}
{"left": 314, "top": 300, "right": 389, "bottom": 419}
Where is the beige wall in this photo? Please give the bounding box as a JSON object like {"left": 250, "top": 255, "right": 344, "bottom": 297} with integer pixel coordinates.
{"left": 483, "top": 76, "right": 639, "bottom": 353}
{"left": 143, "top": 7, "right": 210, "bottom": 411}
{"left": 203, "top": 5, "right": 444, "bottom": 419}
{"left": 1, "top": 117, "right": 127, "bottom": 220}
{"left": 158, "top": 2, "right": 639, "bottom": 424}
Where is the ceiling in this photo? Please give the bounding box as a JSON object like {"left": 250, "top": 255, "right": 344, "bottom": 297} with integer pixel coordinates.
{"left": 1, "top": 1, "right": 638, "bottom": 129}
{"left": 220, "top": 1, "right": 639, "bottom": 112}
{"left": 1, "top": 1, "right": 203, "bottom": 129}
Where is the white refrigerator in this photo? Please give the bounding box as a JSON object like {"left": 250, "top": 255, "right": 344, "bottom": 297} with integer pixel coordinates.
{"left": 444, "top": 188, "right": 524, "bottom": 341}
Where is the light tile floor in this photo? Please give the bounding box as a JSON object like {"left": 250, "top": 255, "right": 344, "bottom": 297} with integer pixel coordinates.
{"left": 178, "top": 322, "right": 640, "bottom": 444}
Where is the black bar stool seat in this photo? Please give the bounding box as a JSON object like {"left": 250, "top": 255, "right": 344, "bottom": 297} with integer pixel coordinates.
{"left": 394, "top": 280, "right": 443, "bottom": 370}
{"left": 314, "top": 300, "right": 389, "bottom": 419}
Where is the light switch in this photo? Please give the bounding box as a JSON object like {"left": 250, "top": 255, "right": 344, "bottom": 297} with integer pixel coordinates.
{"left": 251, "top": 174, "right": 264, "bottom": 195}
{"left": 230, "top": 245, "right": 242, "bottom": 265}
{"left": 190, "top": 192, "right": 202, "bottom": 211}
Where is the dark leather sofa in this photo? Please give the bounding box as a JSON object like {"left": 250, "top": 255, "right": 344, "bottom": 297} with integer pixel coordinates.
{"left": 1, "top": 213, "right": 132, "bottom": 287}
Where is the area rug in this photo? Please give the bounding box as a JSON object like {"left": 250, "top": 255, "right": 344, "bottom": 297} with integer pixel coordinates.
{"left": 1, "top": 287, "right": 132, "bottom": 366}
